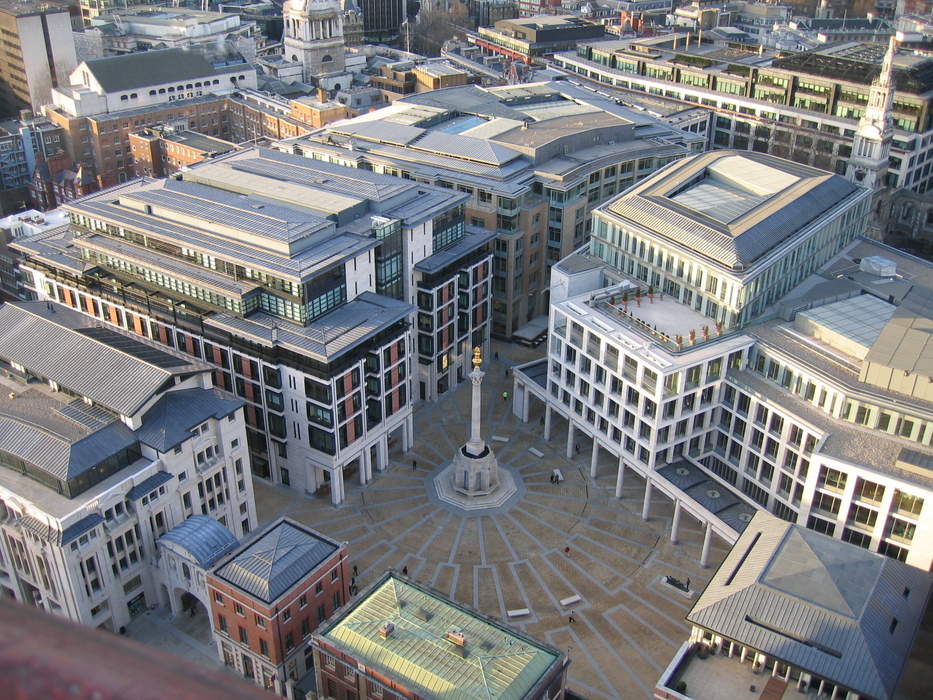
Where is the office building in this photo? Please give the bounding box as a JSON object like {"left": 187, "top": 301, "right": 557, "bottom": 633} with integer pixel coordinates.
{"left": 655, "top": 511, "right": 932, "bottom": 700}
{"left": 553, "top": 34, "right": 933, "bottom": 192}
{"left": 286, "top": 80, "right": 704, "bottom": 337}
{"left": 0, "top": 300, "right": 258, "bottom": 633}
{"left": 310, "top": 572, "right": 569, "bottom": 700}
{"left": 0, "top": 2, "right": 78, "bottom": 117}
{"left": 470, "top": 15, "right": 606, "bottom": 64}
{"left": 208, "top": 518, "right": 349, "bottom": 694}
{"left": 359, "top": 0, "right": 405, "bottom": 43}
{"left": 513, "top": 150, "right": 933, "bottom": 573}
{"left": 13, "top": 147, "right": 493, "bottom": 499}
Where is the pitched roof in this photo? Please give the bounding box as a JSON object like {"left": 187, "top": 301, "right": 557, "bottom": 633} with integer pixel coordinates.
{"left": 687, "top": 511, "right": 932, "bottom": 700}
{"left": 601, "top": 151, "right": 863, "bottom": 272}
{"left": 212, "top": 518, "right": 339, "bottom": 603}
{"left": 80, "top": 48, "right": 244, "bottom": 93}
{"left": 0, "top": 302, "right": 208, "bottom": 416}
{"left": 160, "top": 515, "right": 239, "bottom": 568}
{"left": 136, "top": 388, "right": 243, "bottom": 453}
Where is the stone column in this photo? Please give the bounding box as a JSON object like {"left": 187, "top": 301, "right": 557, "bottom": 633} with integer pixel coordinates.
{"left": 671, "top": 499, "right": 682, "bottom": 544}
{"left": 615, "top": 458, "right": 625, "bottom": 499}
{"left": 543, "top": 405, "right": 552, "bottom": 441}
{"left": 642, "top": 480, "right": 652, "bottom": 520}
{"left": 403, "top": 414, "right": 413, "bottom": 453}
{"left": 465, "top": 367, "right": 486, "bottom": 456}
{"left": 566, "top": 421, "right": 574, "bottom": 460}
{"left": 590, "top": 440, "right": 599, "bottom": 478}
{"left": 521, "top": 387, "right": 530, "bottom": 422}
{"left": 700, "top": 521, "right": 713, "bottom": 568}
{"left": 331, "top": 468, "right": 344, "bottom": 506}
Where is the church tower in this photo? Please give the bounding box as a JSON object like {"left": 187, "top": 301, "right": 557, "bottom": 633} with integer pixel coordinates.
{"left": 283, "top": 0, "right": 346, "bottom": 83}
{"left": 846, "top": 36, "right": 897, "bottom": 191}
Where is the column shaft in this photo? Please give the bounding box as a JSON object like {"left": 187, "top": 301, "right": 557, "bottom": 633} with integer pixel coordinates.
{"left": 615, "top": 458, "right": 625, "bottom": 498}
{"left": 642, "top": 480, "right": 652, "bottom": 520}
{"left": 700, "top": 522, "right": 713, "bottom": 568}
{"left": 543, "top": 404, "right": 552, "bottom": 441}
{"left": 671, "top": 499, "right": 682, "bottom": 544}
{"left": 590, "top": 440, "right": 599, "bottom": 478}
{"left": 566, "top": 421, "right": 574, "bottom": 459}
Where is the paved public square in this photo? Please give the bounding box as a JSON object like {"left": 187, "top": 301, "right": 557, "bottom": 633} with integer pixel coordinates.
{"left": 253, "top": 340, "right": 732, "bottom": 700}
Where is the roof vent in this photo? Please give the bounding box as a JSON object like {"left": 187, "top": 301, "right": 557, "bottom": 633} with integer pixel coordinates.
{"left": 379, "top": 621, "right": 395, "bottom": 639}
{"left": 445, "top": 626, "right": 466, "bottom": 646}
{"left": 860, "top": 256, "right": 896, "bottom": 277}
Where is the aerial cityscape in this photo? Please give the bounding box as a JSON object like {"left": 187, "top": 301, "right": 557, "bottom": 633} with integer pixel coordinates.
{"left": 0, "top": 0, "right": 931, "bottom": 699}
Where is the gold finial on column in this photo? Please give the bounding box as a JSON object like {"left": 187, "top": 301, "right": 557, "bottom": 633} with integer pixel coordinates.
{"left": 471, "top": 346, "right": 482, "bottom": 369}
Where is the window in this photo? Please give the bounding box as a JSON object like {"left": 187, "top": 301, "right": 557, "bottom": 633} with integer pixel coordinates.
{"left": 317, "top": 604, "right": 326, "bottom": 623}
{"left": 238, "top": 626, "right": 248, "bottom": 644}
{"left": 285, "top": 632, "right": 294, "bottom": 650}
{"left": 299, "top": 594, "right": 308, "bottom": 609}
{"left": 333, "top": 591, "right": 342, "bottom": 609}
{"left": 301, "top": 618, "right": 311, "bottom": 637}
{"left": 255, "top": 614, "right": 266, "bottom": 629}
{"left": 234, "top": 603, "right": 244, "bottom": 616}
{"left": 331, "top": 569, "right": 338, "bottom": 582}
{"left": 260, "top": 638, "right": 270, "bottom": 657}
{"left": 315, "top": 581, "right": 323, "bottom": 594}
{"left": 218, "top": 615, "right": 228, "bottom": 633}
{"left": 282, "top": 607, "right": 291, "bottom": 622}
{"left": 214, "top": 591, "right": 224, "bottom": 605}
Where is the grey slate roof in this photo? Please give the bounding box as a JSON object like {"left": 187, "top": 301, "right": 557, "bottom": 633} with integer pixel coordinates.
{"left": 160, "top": 515, "right": 239, "bottom": 568}
{"left": 81, "top": 48, "right": 246, "bottom": 93}
{"left": 136, "top": 388, "right": 244, "bottom": 453}
{"left": 687, "top": 511, "right": 932, "bottom": 700}
{"left": 126, "top": 471, "right": 175, "bottom": 501}
{"left": 18, "top": 512, "right": 104, "bottom": 546}
{"left": 213, "top": 518, "right": 338, "bottom": 603}
{"left": 0, "top": 302, "right": 208, "bottom": 416}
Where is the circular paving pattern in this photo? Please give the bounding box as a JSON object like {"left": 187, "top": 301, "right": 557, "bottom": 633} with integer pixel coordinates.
{"left": 252, "top": 346, "right": 732, "bottom": 699}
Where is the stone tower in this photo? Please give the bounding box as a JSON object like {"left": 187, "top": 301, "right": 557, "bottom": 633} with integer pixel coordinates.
{"left": 283, "top": 0, "right": 346, "bottom": 83}
{"left": 846, "top": 36, "right": 897, "bottom": 191}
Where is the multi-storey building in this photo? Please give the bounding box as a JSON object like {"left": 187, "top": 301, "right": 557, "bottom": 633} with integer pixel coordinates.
{"left": 513, "top": 150, "right": 933, "bottom": 573}
{"left": 470, "top": 14, "right": 607, "bottom": 64}
{"left": 358, "top": 0, "right": 405, "bottom": 43}
{"left": 14, "top": 147, "right": 492, "bottom": 500}
{"left": 0, "top": 2, "right": 78, "bottom": 116}
{"left": 311, "top": 571, "right": 569, "bottom": 700}
{"left": 0, "top": 300, "right": 258, "bottom": 633}
{"left": 285, "top": 80, "right": 704, "bottom": 338}
{"left": 128, "top": 127, "right": 238, "bottom": 178}
{"left": 553, "top": 35, "right": 933, "bottom": 192}
{"left": 208, "top": 517, "right": 349, "bottom": 695}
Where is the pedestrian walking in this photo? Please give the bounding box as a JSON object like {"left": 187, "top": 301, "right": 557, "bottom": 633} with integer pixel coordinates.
{"left": 402, "top": 565, "right": 409, "bottom": 576}
{"left": 412, "top": 459, "right": 417, "bottom": 470}
{"left": 575, "top": 443, "right": 580, "bottom": 454}
{"left": 564, "top": 546, "right": 571, "bottom": 556}
{"left": 502, "top": 391, "right": 509, "bottom": 401}
{"left": 568, "top": 611, "right": 575, "bottom": 624}
{"left": 495, "top": 351, "right": 499, "bottom": 360}
{"left": 352, "top": 565, "right": 358, "bottom": 577}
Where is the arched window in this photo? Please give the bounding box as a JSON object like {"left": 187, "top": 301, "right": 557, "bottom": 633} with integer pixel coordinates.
{"left": 322, "top": 55, "right": 333, "bottom": 63}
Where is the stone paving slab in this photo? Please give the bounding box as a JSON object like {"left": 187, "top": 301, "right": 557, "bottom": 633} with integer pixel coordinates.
{"left": 249, "top": 341, "right": 734, "bottom": 699}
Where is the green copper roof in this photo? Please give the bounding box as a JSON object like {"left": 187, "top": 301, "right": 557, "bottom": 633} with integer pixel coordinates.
{"left": 319, "top": 575, "right": 561, "bottom": 700}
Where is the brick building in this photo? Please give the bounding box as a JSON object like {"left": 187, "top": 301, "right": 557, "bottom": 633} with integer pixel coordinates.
{"left": 311, "top": 572, "right": 568, "bottom": 700}
{"left": 128, "top": 127, "right": 238, "bottom": 178}
{"left": 208, "top": 518, "right": 349, "bottom": 696}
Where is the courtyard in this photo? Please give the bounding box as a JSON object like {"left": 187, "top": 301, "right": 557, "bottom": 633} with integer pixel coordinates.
{"left": 252, "top": 341, "right": 731, "bottom": 700}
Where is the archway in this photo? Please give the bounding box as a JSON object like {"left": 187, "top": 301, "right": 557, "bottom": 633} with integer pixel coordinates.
{"left": 172, "top": 587, "right": 213, "bottom": 646}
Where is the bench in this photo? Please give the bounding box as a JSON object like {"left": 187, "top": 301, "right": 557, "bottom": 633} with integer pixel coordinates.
{"left": 492, "top": 435, "right": 509, "bottom": 443}
{"left": 507, "top": 608, "right": 531, "bottom": 618}
{"left": 559, "top": 595, "right": 581, "bottom": 607}
{"left": 528, "top": 448, "right": 544, "bottom": 458}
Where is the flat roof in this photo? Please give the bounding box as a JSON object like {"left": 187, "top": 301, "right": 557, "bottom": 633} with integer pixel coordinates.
{"left": 316, "top": 573, "right": 563, "bottom": 700}
{"left": 798, "top": 294, "right": 896, "bottom": 353}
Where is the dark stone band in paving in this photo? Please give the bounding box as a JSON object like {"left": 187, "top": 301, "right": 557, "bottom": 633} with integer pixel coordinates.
{"left": 252, "top": 342, "right": 731, "bottom": 699}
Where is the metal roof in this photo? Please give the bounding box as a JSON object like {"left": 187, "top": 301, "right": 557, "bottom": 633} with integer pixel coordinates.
{"left": 81, "top": 48, "right": 249, "bottom": 93}
{"left": 17, "top": 511, "right": 104, "bottom": 546}
{"left": 0, "top": 302, "right": 208, "bottom": 416}
{"left": 413, "top": 227, "right": 495, "bottom": 274}
{"left": 687, "top": 511, "right": 932, "bottom": 700}
{"left": 137, "top": 388, "right": 243, "bottom": 453}
{"left": 204, "top": 291, "right": 414, "bottom": 363}
{"left": 602, "top": 151, "right": 864, "bottom": 271}
{"left": 213, "top": 519, "right": 338, "bottom": 603}
{"left": 317, "top": 574, "right": 563, "bottom": 700}
{"left": 160, "top": 515, "right": 239, "bottom": 568}
{"left": 126, "top": 471, "right": 175, "bottom": 501}
{"left": 864, "top": 287, "right": 933, "bottom": 377}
